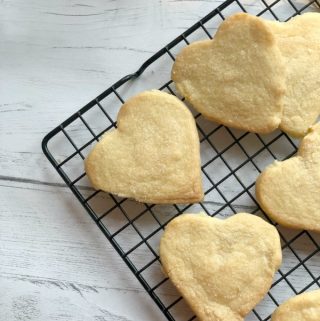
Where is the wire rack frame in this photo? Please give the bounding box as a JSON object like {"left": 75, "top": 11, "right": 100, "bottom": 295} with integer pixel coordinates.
{"left": 42, "top": 0, "right": 320, "bottom": 320}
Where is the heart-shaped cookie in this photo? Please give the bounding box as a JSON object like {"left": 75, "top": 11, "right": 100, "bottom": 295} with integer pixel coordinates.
{"left": 172, "top": 13, "right": 285, "bottom": 134}
{"left": 267, "top": 13, "right": 320, "bottom": 137}
{"left": 160, "top": 213, "right": 282, "bottom": 321}
{"left": 256, "top": 123, "right": 320, "bottom": 232}
{"left": 271, "top": 290, "right": 320, "bottom": 321}
{"left": 85, "top": 90, "right": 203, "bottom": 204}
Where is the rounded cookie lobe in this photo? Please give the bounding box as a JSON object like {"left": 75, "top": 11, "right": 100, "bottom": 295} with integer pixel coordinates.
{"left": 256, "top": 123, "right": 320, "bottom": 232}
{"left": 172, "top": 13, "right": 285, "bottom": 134}
{"left": 85, "top": 90, "right": 203, "bottom": 204}
{"left": 267, "top": 13, "right": 320, "bottom": 137}
{"left": 160, "top": 213, "right": 282, "bottom": 321}
{"left": 271, "top": 290, "right": 320, "bottom": 321}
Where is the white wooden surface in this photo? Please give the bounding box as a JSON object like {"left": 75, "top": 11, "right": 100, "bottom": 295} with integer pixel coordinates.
{"left": 1, "top": 1, "right": 320, "bottom": 321}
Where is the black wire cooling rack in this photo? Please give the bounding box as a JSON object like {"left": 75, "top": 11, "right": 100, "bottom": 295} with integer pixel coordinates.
{"left": 42, "top": 0, "right": 320, "bottom": 320}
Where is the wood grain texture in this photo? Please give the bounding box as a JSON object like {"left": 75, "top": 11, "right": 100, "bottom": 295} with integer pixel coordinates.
{"left": 1, "top": 0, "right": 320, "bottom": 320}
{"left": 0, "top": 182, "right": 169, "bottom": 321}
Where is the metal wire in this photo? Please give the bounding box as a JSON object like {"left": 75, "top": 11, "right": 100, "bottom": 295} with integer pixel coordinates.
{"left": 42, "top": 0, "right": 320, "bottom": 320}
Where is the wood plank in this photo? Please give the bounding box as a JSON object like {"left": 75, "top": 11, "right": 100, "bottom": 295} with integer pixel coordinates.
{"left": 0, "top": 182, "right": 168, "bottom": 320}
{"left": 0, "top": 276, "right": 165, "bottom": 321}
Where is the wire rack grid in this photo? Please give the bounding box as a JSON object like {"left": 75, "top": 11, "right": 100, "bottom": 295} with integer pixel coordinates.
{"left": 42, "top": 0, "right": 320, "bottom": 320}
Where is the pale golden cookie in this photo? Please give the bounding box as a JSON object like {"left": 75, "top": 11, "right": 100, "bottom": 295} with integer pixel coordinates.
{"left": 256, "top": 123, "right": 320, "bottom": 232}
{"left": 271, "top": 290, "right": 320, "bottom": 321}
{"left": 160, "top": 213, "right": 282, "bottom": 321}
{"left": 85, "top": 90, "right": 203, "bottom": 204}
{"left": 267, "top": 13, "right": 320, "bottom": 137}
{"left": 172, "top": 13, "right": 285, "bottom": 134}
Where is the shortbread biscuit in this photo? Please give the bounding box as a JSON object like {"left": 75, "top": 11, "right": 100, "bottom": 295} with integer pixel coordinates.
{"left": 256, "top": 123, "right": 320, "bottom": 232}
{"left": 85, "top": 90, "right": 203, "bottom": 204}
{"left": 172, "top": 13, "right": 285, "bottom": 134}
{"left": 160, "top": 213, "right": 282, "bottom": 321}
{"left": 271, "top": 290, "right": 320, "bottom": 321}
{"left": 268, "top": 13, "right": 320, "bottom": 137}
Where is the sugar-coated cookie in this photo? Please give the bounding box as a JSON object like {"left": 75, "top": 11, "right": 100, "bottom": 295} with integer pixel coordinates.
{"left": 172, "top": 13, "right": 285, "bottom": 134}
{"left": 160, "top": 213, "right": 282, "bottom": 321}
{"left": 271, "top": 290, "right": 320, "bottom": 321}
{"left": 85, "top": 90, "right": 203, "bottom": 204}
{"left": 268, "top": 13, "right": 320, "bottom": 137}
{"left": 256, "top": 123, "right": 320, "bottom": 232}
